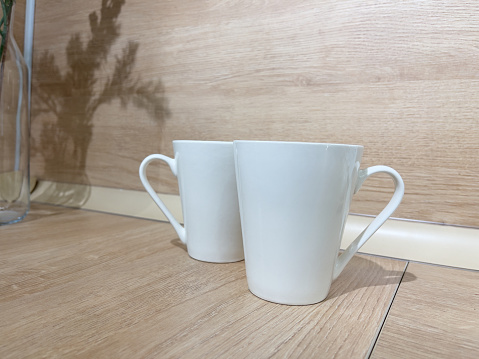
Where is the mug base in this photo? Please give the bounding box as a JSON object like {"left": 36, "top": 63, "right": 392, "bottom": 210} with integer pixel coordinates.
{"left": 248, "top": 288, "right": 329, "bottom": 306}
{"left": 188, "top": 253, "right": 244, "bottom": 264}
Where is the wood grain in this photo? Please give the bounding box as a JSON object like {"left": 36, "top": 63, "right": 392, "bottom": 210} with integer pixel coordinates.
{"left": 12, "top": 0, "right": 25, "bottom": 50}
{"left": 29, "top": 0, "right": 479, "bottom": 227}
{"left": 372, "top": 262, "right": 479, "bottom": 359}
{"left": 0, "top": 204, "right": 406, "bottom": 358}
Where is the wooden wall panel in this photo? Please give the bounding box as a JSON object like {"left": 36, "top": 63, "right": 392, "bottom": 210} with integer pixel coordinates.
{"left": 12, "top": 0, "right": 25, "bottom": 50}
{"left": 30, "top": 0, "right": 479, "bottom": 227}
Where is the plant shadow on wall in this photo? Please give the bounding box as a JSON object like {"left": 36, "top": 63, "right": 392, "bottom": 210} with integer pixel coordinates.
{"left": 32, "top": 0, "right": 169, "bottom": 206}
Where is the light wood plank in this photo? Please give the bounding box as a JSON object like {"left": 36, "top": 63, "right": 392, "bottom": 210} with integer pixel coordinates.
{"left": 29, "top": 0, "right": 479, "bottom": 227}
{"left": 372, "top": 262, "right": 479, "bottom": 359}
{"left": 12, "top": 0, "right": 26, "bottom": 51}
{"left": 0, "top": 204, "right": 406, "bottom": 358}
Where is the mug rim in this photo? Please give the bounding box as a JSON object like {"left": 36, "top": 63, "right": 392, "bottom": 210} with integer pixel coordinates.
{"left": 233, "top": 140, "right": 364, "bottom": 149}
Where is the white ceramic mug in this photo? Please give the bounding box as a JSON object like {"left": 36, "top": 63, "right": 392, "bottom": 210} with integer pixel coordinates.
{"left": 234, "top": 140, "right": 404, "bottom": 305}
{"left": 139, "top": 141, "right": 244, "bottom": 263}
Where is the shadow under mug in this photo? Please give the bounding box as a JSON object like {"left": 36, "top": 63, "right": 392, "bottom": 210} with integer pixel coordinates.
{"left": 234, "top": 140, "right": 405, "bottom": 305}
{"left": 139, "top": 140, "right": 244, "bottom": 263}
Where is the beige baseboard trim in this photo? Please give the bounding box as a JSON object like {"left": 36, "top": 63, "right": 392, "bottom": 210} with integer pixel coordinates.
{"left": 31, "top": 180, "right": 180, "bottom": 222}
{"left": 341, "top": 216, "right": 478, "bottom": 271}
{"left": 32, "top": 180, "right": 479, "bottom": 271}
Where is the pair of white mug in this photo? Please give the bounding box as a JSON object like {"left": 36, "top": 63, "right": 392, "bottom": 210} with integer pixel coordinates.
{"left": 139, "top": 140, "right": 404, "bottom": 305}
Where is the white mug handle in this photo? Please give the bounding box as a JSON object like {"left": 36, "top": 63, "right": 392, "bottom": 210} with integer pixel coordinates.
{"left": 333, "top": 165, "right": 404, "bottom": 280}
{"left": 139, "top": 154, "right": 186, "bottom": 244}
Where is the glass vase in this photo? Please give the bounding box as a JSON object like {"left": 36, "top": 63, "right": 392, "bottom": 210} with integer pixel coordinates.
{"left": 0, "top": 9, "right": 30, "bottom": 225}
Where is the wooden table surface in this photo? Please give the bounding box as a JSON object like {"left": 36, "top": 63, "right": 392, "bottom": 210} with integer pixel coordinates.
{"left": 1, "top": 204, "right": 478, "bottom": 358}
